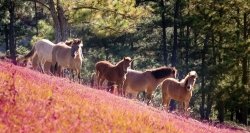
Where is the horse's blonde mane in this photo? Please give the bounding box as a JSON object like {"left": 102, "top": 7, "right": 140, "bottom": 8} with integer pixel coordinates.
{"left": 180, "top": 71, "right": 197, "bottom": 87}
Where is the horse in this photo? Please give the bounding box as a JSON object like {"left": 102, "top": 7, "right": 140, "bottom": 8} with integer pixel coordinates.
{"left": 91, "top": 73, "right": 117, "bottom": 93}
{"left": 17, "top": 39, "right": 73, "bottom": 74}
{"left": 161, "top": 71, "right": 198, "bottom": 113}
{"left": 95, "top": 57, "right": 132, "bottom": 96}
{"left": 30, "top": 54, "right": 52, "bottom": 73}
{"left": 52, "top": 38, "right": 83, "bottom": 83}
{"left": 17, "top": 39, "right": 56, "bottom": 74}
{"left": 123, "top": 66, "right": 177, "bottom": 104}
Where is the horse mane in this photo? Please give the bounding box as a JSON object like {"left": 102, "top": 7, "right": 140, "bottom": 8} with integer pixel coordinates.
{"left": 180, "top": 71, "right": 197, "bottom": 87}
{"left": 115, "top": 57, "right": 132, "bottom": 66}
{"left": 65, "top": 40, "right": 73, "bottom": 46}
{"left": 149, "top": 66, "right": 176, "bottom": 79}
{"left": 72, "top": 38, "right": 82, "bottom": 46}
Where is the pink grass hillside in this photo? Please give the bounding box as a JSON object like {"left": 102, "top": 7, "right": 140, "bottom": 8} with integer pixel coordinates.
{"left": 0, "top": 61, "right": 246, "bottom": 133}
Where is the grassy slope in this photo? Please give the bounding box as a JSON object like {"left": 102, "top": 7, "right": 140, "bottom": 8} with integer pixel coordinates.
{"left": 0, "top": 61, "right": 246, "bottom": 133}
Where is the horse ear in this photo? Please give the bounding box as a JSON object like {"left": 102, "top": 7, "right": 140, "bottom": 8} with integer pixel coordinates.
{"left": 65, "top": 40, "right": 73, "bottom": 46}
{"left": 73, "top": 38, "right": 81, "bottom": 45}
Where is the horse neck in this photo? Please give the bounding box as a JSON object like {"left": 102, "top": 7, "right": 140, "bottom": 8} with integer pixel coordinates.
{"left": 180, "top": 75, "right": 189, "bottom": 87}
{"left": 71, "top": 47, "right": 83, "bottom": 60}
{"left": 115, "top": 61, "right": 125, "bottom": 74}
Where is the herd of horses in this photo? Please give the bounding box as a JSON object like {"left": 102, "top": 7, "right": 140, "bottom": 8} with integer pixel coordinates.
{"left": 18, "top": 38, "right": 198, "bottom": 114}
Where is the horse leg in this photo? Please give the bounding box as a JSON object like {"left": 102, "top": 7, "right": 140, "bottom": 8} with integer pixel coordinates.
{"left": 145, "top": 89, "right": 153, "bottom": 105}
{"left": 123, "top": 81, "right": 129, "bottom": 97}
{"left": 184, "top": 101, "right": 190, "bottom": 116}
{"left": 162, "top": 93, "right": 171, "bottom": 112}
{"left": 99, "top": 77, "right": 105, "bottom": 90}
{"left": 39, "top": 61, "right": 45, "bottom": 73}
{"left": 121, "top": 80, "right": 126, "bottom": 97}
{"left": 78, "top": 71, "right": 81, "bottom": 84}
{"left": 96, "top": 73, "right": 100, "bottom": 89}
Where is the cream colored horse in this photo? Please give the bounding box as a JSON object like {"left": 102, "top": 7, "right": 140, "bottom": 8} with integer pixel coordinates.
{"left": 124, "top": 67, "right": 177, "bottom": 104}
{"left": 52, "top": 39, "right": 83, "bottom": 82}
{"left": 161, "top": 71, "right": 198, "bottom": 112}
{"left": 17, "top": 39, "right": 55, "bottom": 73}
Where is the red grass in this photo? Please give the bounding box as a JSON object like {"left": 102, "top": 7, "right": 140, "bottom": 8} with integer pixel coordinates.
{"left": 0, "top": 61, "right": 246, "bottom": 132}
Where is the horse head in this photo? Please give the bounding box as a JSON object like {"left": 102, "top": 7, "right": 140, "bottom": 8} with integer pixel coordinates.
{"left": 71, "top": 39, "right": 83, "bottom": 59}
{"left": 122, "top": 57, "right": 132, "bottom": 73}
{"left": 185, "top": 71, "right": 198, "bottom": 91}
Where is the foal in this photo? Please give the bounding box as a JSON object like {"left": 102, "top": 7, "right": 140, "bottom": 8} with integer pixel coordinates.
{"left": 95, "top": 57, "right": 132, "bottom": 96}
{"left": 161, "top": 71, "right": 198, "bottom": 113}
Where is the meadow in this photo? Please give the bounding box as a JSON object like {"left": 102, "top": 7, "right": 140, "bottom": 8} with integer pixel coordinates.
{"left": 0, "top": 61, "right": 246, "bottom": 132}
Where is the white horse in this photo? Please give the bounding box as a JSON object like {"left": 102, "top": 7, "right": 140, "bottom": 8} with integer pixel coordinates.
{"left": 18, "top": 39, "right": 55, "bottom": 73}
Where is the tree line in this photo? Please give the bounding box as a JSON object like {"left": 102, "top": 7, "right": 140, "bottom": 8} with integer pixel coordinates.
{"left": 0, "top": 0, "right": 249, "bottom": 125}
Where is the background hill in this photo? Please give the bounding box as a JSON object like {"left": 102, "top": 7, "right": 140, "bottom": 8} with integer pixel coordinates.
{"left": 0, "top": 60, "right": 247, "bottom": 132}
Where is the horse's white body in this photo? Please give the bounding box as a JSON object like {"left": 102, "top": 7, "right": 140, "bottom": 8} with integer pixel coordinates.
{"left": 34, "top": 39, "right": 55, "bottom": 72}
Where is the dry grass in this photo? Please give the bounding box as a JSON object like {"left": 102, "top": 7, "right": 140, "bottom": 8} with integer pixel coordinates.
{"left": 0, "top": 61, "right": 245, "bottom": 133}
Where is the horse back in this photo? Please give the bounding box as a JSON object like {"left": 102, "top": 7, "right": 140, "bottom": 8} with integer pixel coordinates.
{"left": 35, "top": 39, "right": 55, "bottom": 62}
{"left": 95, "top": 61, "right": 114, "bottom": 73}
{"left": 124, "top": 70, "right": 151, "bottom": 92}
{"left": 52, "top": 44, "right": 71, "bottom": 67}
{"left": 162, "top": 78, "right": 191, "bottom": 101}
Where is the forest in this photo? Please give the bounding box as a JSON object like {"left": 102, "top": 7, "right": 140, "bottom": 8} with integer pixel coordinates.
{"left": 0, "top": 0, "right": 249, "bottom": 126}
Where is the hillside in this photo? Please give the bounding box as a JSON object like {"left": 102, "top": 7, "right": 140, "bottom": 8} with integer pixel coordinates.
{"left": 0, "top": 61, "right": 247, "bottom": 133}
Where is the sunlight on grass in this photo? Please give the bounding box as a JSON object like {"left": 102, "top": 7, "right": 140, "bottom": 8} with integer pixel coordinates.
{"left": 0, "top": 61, "right": 244, "bottom": 133}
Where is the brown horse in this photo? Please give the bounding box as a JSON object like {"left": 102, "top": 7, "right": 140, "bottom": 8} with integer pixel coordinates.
{"left": 95, "top": 57, "right": 132, "bottom": 96}
{"left": 52, "top": 38, "right": 83, "bottom": 82}
{"left": 124, "top": 66, "right": 177, "bottom": 104}
{"left": 161, "top": 71, "right": 197, "bottom": 113}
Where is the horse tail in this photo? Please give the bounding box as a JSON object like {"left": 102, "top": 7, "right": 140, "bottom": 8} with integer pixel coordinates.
{"left": 17, "top": 46, "right": 36, "bottom": 63}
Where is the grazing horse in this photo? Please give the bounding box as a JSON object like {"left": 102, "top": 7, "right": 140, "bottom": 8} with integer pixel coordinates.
{"left": 95, "top": 57, "right": 132, "bottom": 96}
{"left": 124, "top": 66, "right": 177, "bottom": 104}
{"left": 161, "top": 71, "right": 198, "bottom": 113}
{"left": 17, "top": 39, "right": 55, "bottom": 73}
{"left": 52, "top": 38, "right": 83, "bottom": 82}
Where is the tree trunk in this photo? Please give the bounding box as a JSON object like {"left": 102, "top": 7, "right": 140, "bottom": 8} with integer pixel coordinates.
{"left": 34, "top": 1, "right": 38, "bottom": 36}
{"left": 57, "top": 0, "right": 68, "bottom": 41}
{"left": 48, "top": 0, "right": 61, "bottom": 42}
{"left": 185, "top": 26, "right": 190, "bottom": 74}
{"left": 205, "top": 32, "right": 216, "bottom": 120}
{"left": 240, "top": 12, "right": 248, "bottom": 125}
{"left": 217, "top": 100, "right": 224, "bottom": 123}
{"left": 4, "top": 24, "right": 9, "bottom": 52}
{"left": 48, "top": 0, "right": 69, "bottom": 43}
{"left": 169, "top": 0, "right": 180, "bottom": 111}
{"left": 8, "top": 0, "right": 16, "bottom": 64}
{"left": 200, "top": 33, "right": 209, "bottom": 120}
{"left": 171, "top": 0, "right": 179, "bottom": 66}
{"left": 160, "top": 0, "right": 167, "bottom": 65}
